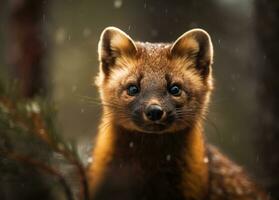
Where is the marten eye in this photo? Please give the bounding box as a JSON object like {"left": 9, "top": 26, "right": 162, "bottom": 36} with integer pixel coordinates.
{"left": 168, "top": 85, "right": 182, "bottom": 96}
{"left": 127, "top": 85, "right": 140, "bottom": 96}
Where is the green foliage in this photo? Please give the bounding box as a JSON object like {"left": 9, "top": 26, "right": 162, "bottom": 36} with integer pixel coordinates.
{"left": 0, "top": 81, "right": 89, "bottom": 200}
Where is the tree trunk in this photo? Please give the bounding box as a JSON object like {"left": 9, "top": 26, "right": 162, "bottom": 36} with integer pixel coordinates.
{"left": 255, "top": 0, "right": 279, "bottom": 199}
{"left": 8, "top": 0, "right": 47, "bottom": 97}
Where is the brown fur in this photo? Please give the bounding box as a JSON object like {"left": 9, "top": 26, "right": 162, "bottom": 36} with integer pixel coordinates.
{"left": 88, "top": 27, "right": 269, "bottom": 200}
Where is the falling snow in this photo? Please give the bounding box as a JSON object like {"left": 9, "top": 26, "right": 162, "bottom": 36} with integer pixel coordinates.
{"left": 83, "top": 28, "right": 92, "bottom": 38}
{"left": 55, "top": 28, "right": 66, "bottom": 44}
{"left": 129, "top": 141, "right": 134, "bottom": 148}
{"left": 71, "top": 85, "right": 77, "bottom": 93}
{"left": 114, "top": 0, "right": 123, "bottom": 9}
{"left": 87, "top": 157, "right": 93, "bottom": 163}
{"left": 166, "top": 154, "right": 171, "bottom": 161}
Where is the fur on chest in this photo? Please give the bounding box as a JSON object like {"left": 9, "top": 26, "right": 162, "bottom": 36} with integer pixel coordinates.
{"left": 93, "top": 154, "right": 186, "bottom": 200}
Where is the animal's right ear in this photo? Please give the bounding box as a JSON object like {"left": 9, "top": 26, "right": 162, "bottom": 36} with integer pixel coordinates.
{"left": 98, "top": 27, "right": 137, "bottom": 75}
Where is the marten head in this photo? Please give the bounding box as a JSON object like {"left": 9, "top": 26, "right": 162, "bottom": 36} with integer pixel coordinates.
{"left": 95, "top": 27, "right": 213, "bottom": 134}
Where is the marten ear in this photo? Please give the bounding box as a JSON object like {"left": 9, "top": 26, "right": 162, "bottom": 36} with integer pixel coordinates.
{"left": 170, "top": 29, "right": 213, "bottom": 78}
{"left": 98, "top": 26, "right": 137, "bottom": 75}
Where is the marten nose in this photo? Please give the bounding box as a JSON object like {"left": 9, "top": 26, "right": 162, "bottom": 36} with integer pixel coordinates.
{"left": 145, "top": 104, "right": 164, "bottom": 121}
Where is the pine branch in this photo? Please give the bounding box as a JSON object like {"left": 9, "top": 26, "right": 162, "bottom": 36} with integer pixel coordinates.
{"left": 0, "top": 150, "right": 74, "bottom": 200}
{"left": 0, "top": 81, "right": 89, "bottom": 200}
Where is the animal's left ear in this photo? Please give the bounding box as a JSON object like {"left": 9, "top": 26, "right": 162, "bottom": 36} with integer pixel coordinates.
{"left": 170, "top": 29, "right": 213, "bottom": 78}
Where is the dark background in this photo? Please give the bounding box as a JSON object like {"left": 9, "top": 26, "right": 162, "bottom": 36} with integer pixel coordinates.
{"left": 0, "top": 0, "right": 278, "bottom": 199}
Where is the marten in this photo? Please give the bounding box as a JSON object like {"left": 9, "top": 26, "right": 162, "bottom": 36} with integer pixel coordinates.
{"left": 88, "top": 27, "right": 269, "bottom": 200}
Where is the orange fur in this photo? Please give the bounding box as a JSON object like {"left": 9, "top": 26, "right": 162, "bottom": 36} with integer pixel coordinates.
{"left": 182, "top": 121, "right": 208, "bottom": 199}
{"left": 88, "top": 27, "right": 268, "bottom": 200}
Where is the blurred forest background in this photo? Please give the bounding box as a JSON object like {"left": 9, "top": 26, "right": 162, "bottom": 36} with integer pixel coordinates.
{"left": 0, "top": 0, "right": 279, "bottom": 199}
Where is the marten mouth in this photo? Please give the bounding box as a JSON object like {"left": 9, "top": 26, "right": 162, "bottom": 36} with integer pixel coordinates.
{"left": 131, "top": 114, "right": 175, "bottom": 133}
{"left": 143, "top": 123, "right": 167, "bottom": 132}
{"left": 133, "top": 121, "right": 170, "bottom": 134}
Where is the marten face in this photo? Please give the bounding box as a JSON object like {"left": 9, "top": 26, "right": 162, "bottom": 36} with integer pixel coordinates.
{"left": 96, "top": 27, "right": 213, "bottom": 134}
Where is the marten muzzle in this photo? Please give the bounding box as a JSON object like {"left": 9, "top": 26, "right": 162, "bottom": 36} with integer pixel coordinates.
{"left": 144, "top": 104, "right": 165, "bottom": 121}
